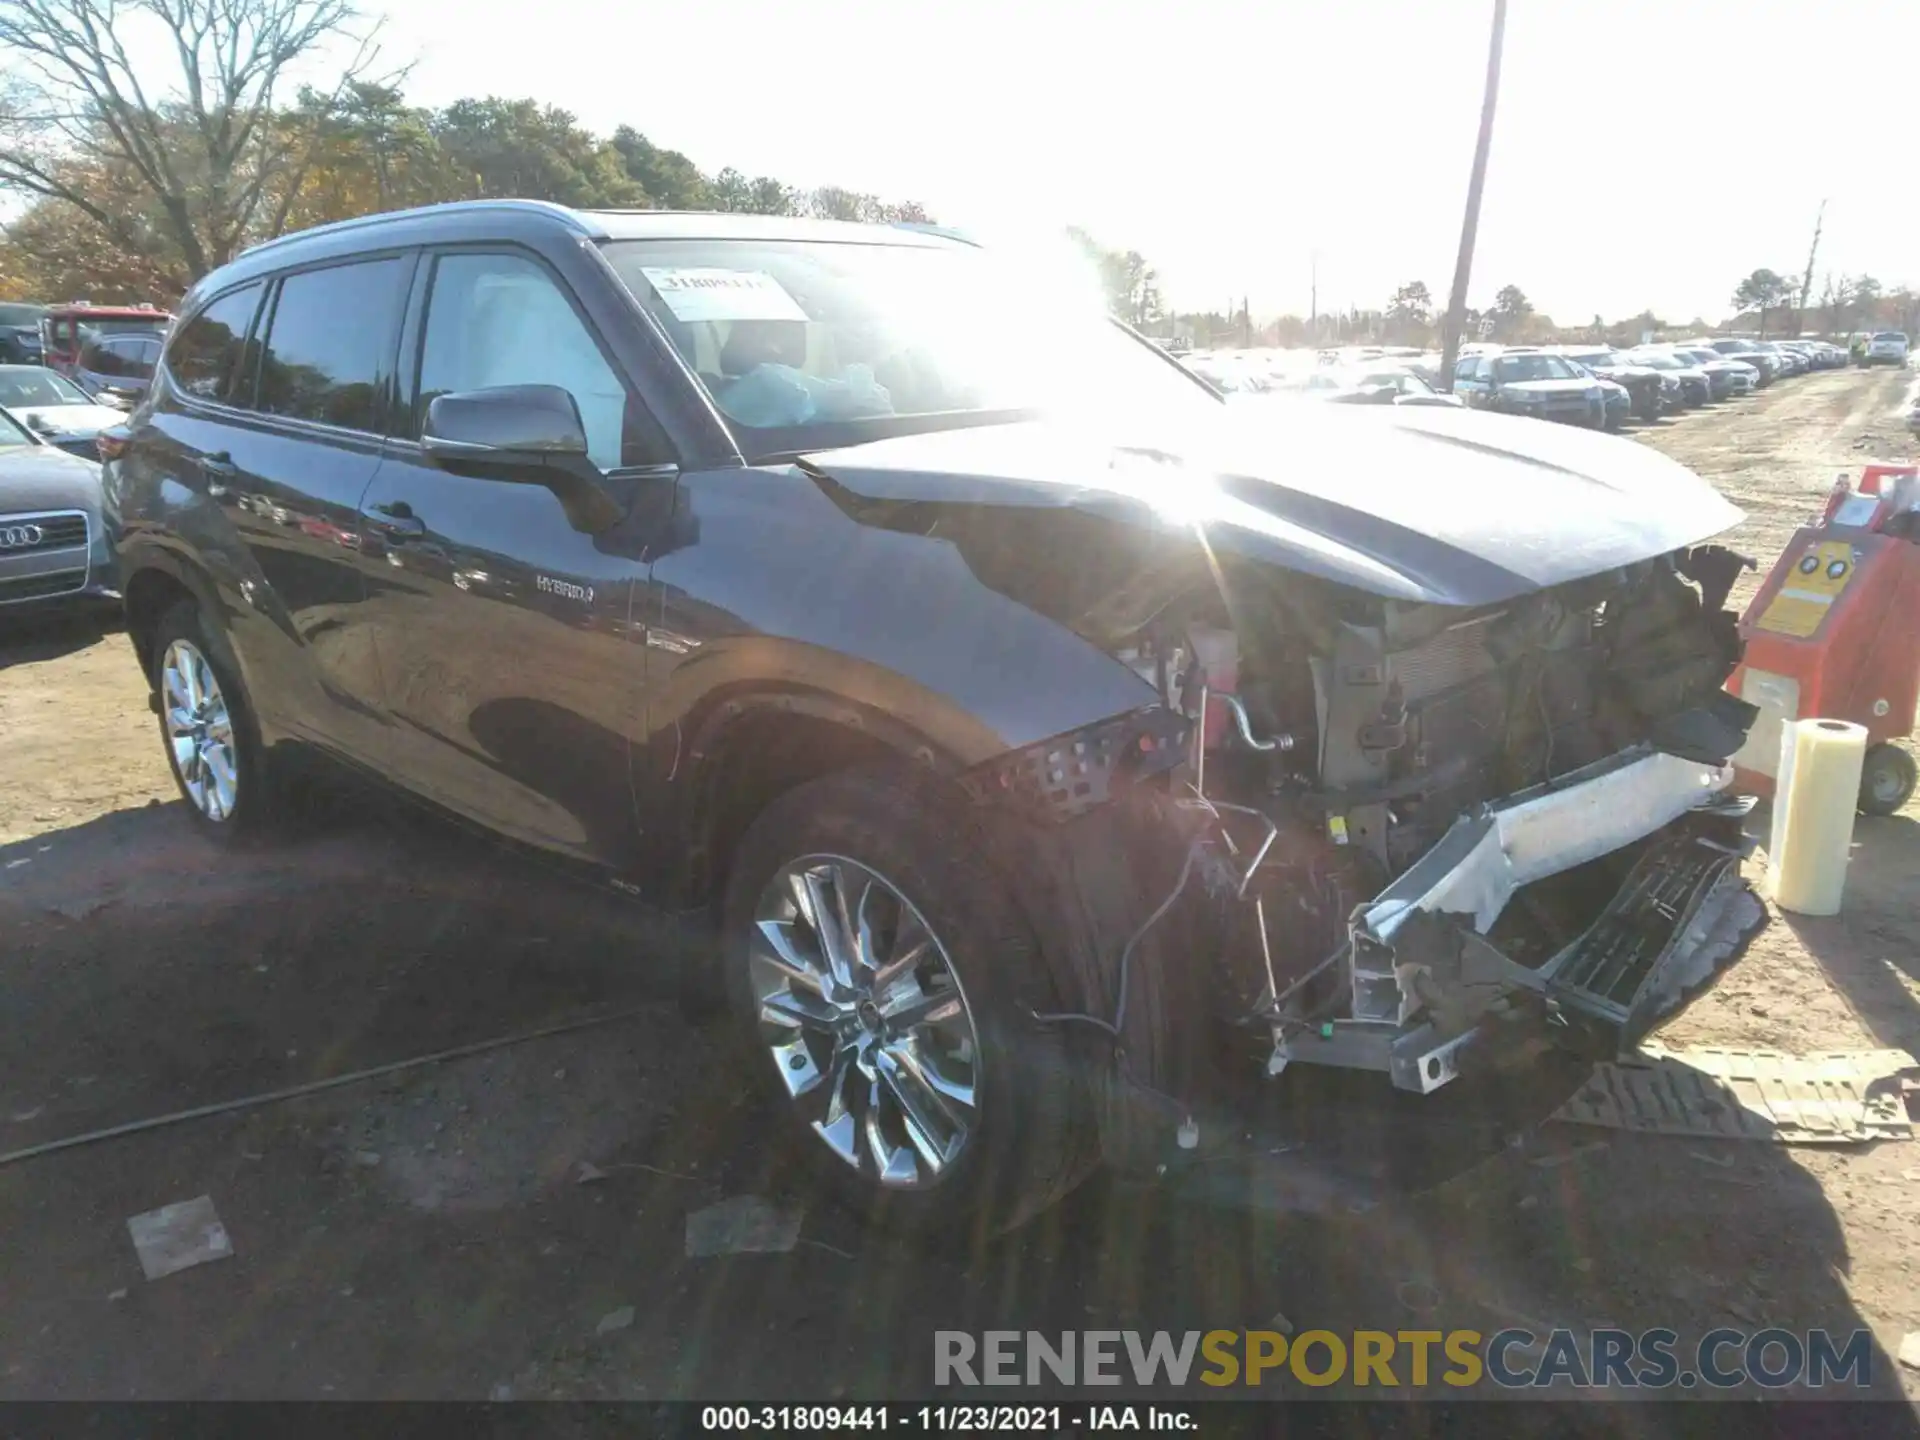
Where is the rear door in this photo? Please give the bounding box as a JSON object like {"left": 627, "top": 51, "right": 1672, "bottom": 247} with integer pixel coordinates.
{"left": 140, "top": 256, "right": 412, "bottom": 764}
{"left": 356, "top": 246, "right": 670, "bottom": 864}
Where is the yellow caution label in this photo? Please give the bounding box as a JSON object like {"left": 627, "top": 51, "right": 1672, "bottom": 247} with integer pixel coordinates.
{"left": 1327, "top": 815, "right": 1350, "bottom": 846}
{"left": 1756, "top": 540, "right": 1857, "bottom": 638}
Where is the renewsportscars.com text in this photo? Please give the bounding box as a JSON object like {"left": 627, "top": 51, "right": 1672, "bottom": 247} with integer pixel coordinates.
{"left": 934, "top": 1328, "right": 1873, "bottom": 1390}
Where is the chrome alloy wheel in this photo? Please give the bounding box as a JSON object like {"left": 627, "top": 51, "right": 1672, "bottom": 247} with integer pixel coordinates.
{"left": 161, "top": 639, "right": 238, "bottom": 821}
{"left": 750, "top": 856, "right": 982, "bottom": 1188}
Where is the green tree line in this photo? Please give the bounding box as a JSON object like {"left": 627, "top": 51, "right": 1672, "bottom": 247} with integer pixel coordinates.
{"left": 0, "top": 0, "right": 932, "bottom": 303}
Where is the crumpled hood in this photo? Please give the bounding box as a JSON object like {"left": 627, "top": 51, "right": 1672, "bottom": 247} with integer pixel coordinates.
{"left": 800, "top": 405, "right": 1743, "bottom": 607}
{"left": 11, "top": 402, "right": 124, "bottom": 438}
{"left": 0, "top": 442, "right": 104, "bottom": 514}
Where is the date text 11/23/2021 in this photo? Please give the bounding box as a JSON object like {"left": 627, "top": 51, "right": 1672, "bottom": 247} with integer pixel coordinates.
{"left": 701, "top": 1406, "right": 1196, "bottom": 1431}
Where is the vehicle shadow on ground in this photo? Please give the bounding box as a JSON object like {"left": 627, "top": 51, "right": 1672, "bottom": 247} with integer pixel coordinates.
{"left": 1768, "top": 808, "right": 1920, "bottom": 1057}
{"left": 0, "top": 611, "right": 117, "bottom": 668}
{"left": 0, "top": 798, "right": 700, "bottom": 1151}
{"left": 1, "top": 796, "right": 1914, "bottom": 1405}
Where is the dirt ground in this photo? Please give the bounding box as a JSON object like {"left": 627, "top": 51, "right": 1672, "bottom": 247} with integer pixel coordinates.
{"left": 2, "top": 369, "right": 1918, "bottom": 1408}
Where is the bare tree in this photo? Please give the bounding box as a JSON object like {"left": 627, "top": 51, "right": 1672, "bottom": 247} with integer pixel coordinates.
{"left": 0, "top": 0, "right": 383, "bottom": 284}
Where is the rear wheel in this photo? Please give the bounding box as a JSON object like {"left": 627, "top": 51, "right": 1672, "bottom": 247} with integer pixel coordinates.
{"left": 150, "top": 600, "right": 275, "bottom": 842}
{"left": 1859, "top": 743, "right": 1917, "bottom": 817}
{"left": 721, "top": 765, "right": 1095, "bottom": 1237}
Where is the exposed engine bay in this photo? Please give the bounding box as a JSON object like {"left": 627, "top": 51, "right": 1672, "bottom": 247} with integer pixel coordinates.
{"left": 964, "top": 535, "right": 1767, "bottom": 1098}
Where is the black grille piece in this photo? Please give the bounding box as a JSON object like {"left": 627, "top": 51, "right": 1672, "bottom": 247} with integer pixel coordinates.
{"left": 1550, "top": 835, "right": 1740, "bottom": 1019}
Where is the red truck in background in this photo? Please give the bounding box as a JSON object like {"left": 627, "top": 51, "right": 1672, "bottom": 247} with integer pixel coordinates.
{"left": 39, "top": 302, "right": 172, "bottom": 386}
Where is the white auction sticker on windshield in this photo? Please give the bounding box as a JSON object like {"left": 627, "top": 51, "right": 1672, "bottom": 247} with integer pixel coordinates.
{"left": 640, "top": 267, "right": 807, "bottom": 324}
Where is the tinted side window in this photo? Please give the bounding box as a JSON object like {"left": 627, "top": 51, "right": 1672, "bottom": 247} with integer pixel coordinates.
{"left": 257, "top": 259, "right": 407, "bottom": 431}
{"left": 118, "top": 337, "right": 158, "bottom": 380}
{"left": 416, "top": 251, "right": 656, "bottom": 469}
{"left": 167, "top": 284, "right": 264, "bottom": 401}
{"left": 80, "top": 338, "right": 126, "bottom": 376}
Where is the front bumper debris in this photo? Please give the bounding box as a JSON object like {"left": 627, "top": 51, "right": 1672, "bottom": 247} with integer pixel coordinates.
{"left": 1267, "top": 746, "right": 1764, "bottom": 1093}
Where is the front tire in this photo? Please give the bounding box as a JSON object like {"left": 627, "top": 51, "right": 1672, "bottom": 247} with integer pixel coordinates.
{"left": 721, "top": 765, "right": 1096, "bottom": 1237}
{"left": 150, "top": 599, "right": 275, "bottom": 842}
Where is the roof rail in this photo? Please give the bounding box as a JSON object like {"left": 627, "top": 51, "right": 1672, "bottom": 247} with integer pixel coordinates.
{"left": 238, "top": 199, "right": 603, "bottom": 263}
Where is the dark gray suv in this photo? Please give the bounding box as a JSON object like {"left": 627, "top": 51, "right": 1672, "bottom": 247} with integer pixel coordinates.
{"left": 104, "top": 200, "right": 1767, "bottom": 1232}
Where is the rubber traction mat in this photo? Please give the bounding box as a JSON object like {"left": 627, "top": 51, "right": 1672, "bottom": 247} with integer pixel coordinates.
{"left": 1553, "top": 1045, "right": 1917, "bottom": 1143}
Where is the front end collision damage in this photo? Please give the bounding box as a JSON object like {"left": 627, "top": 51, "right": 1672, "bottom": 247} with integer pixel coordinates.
{"left": 786, "top": 416, "right": 1769, "bottom": 1178}
{"left": 961, "top": 712, "right": 1766, "bottom": 1170}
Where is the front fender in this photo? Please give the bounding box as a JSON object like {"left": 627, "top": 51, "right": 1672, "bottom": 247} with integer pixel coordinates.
{"left": 646, "top": 464, "right": 1159, "bottom": 758}
{"left": 638, "top": 464, "right": 1166, "bottom": 903}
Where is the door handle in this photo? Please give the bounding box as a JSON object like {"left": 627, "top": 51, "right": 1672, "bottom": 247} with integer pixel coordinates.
{"left": 366, "top": 501, "right": 426, "bottom": 541}
{"left": 202, "top": 451, "right": 236, "bottom": 496}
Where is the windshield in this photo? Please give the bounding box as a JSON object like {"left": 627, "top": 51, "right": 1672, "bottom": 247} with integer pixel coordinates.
{"left": 0, "top": 369, "right": 92, "bottom": 408}
{"left": 1189, "top": 365, "right": 1268, "bottom": 394}
{"left": 0, "top": 304, "right": 47, "bottom": 328}
{"left": 0, "top": 407, "right": 34, "bottom": 447}
{"left": 1353, "top": 367, "right": 1434, "bottom": 394}
{"left": 1633, "top": 352, "right": 1680, "bottom": 369}
{"left": 1874, "top": 332, "right": 1907, "bottom": 342}
{"left": 1564, "top": 352, "right": 1611, "bottom": 366}
{"left": 1493, "top": 354, "right": 1576, "bottom": 381}
{"left": 602, "top": 237, "right": 1220, "bottom": 457}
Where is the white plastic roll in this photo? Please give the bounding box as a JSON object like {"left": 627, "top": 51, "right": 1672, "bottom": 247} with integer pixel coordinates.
{"left": 1768, "top": 719, "right": 1869, "bottom": 916}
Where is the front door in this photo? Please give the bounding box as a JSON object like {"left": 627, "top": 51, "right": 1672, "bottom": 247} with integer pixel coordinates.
{"left": 357, "top": 248, "right": 671, "bottom": 865}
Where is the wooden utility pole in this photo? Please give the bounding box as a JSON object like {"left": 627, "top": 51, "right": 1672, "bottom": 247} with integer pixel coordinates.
{"left": 1796, "top": 199, "right": 1827, "bottom": 336}
{"left": 1438, "top": 0, "right": 1508, "bottom": 392}
{"left": 1310, "top": 251, "right": 1319, "bottom": 341}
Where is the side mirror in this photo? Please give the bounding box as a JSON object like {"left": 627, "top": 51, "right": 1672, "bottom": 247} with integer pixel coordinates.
{"left": 422, "top": 384, "right": 590, "bottom": 466}
{"left": 420, "top": 384, "right": 620, "bottom": 534}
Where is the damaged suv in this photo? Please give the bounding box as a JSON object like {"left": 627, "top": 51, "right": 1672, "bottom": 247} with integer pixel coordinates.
{"left": 104, "top": 202, "right": 1765, "bottom": 1233}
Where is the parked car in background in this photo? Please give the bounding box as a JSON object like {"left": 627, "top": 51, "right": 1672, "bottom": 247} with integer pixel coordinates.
{"left": 1702, "top": 338, "right": 1779, "bottom": 384}
{"left": 1759, "top": 341, "right": 1809, "bottom": 376}
{"left": 0, "top": 302, "right": 49, "bottom": 363}
{"left": 1865, "top": 331, "right": 1910, "bottom": 366}
{"left": 1667, "top": 345, "right": 1759, "bottom": 397}
{"left": 0, "top": 365, "right": 129, "bottom": 458}
{"left": 39, "top": 303, "right": 171, "bottom": 380}
{"left": 1784, "top": 341, "right": 1842, "bottom": 370}
{"left": 0, "top": 402, "right": 116, "bottom": 618}
{"left": 1554, "top": 347, "right": 1666, "bottom": 421}
{"left": 1557, "top": 360, "right": 1631, "bottom": 429}
{"left": 1185, "top": 356, "right": 1273, "bottom": 397}
{"left": 1626, "top": 348, "right": 1713, "bottom": 408}
{"left": 1275, "top": 363, "right": 1464, "bottom": 408}
{"left": 1453, "top": 350, "right": 1607, "bottom": 426}
{"left": 72, "top": 331, "right": 164, "bottom": 404}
